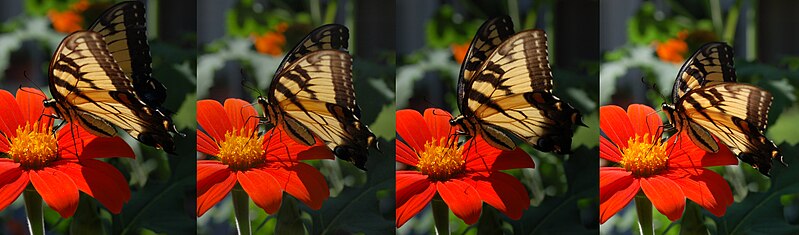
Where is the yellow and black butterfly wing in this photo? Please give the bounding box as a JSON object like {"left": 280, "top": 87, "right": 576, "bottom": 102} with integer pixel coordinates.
{"left": 47, "top": 31, "right": 176, "bottom": 152}
{"left": 457, "top": 15, "right": 515, "bottom": 112}
{"left": 460, "top": 29, "right": 581, "bottom": 153}
{"left": 671, "top": 42, "right": 737, "bottom": 101}
{"left": 267, "top": 50, "right": 376, "bottom": 170}
{"left": 89, "top": 1, "right": 168, "bottom": 110}
{"left": 674, "top": 83, "right": 781, "bottom": 175}
{"left": 275, "top": 24, "right": 349, "bottom": 75}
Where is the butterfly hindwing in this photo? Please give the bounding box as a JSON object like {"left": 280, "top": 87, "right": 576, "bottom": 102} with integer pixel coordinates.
{"left": 672, "top": 42, "right": 737, "bottom": 101}
{"left": 47, "top": 31, "right": 176, "bottom": 152}
{"left": 458, "top": 27, "right": 581, "bottom": 153}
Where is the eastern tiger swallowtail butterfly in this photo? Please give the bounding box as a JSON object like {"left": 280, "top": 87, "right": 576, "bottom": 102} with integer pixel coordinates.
{"left": 662, "top": 42, "right": 783, "bottom": 176}
{"left": 44, "top": 31, "right": 178, "bottom": 152}
{"left": 89, "top": 1, "right": 170, "bottom": 115}
{"left": 449, "top": 15, "right": 584, "bottom": 154}
{"left": 256, "top": 24, "right": 378, "bottom": 170}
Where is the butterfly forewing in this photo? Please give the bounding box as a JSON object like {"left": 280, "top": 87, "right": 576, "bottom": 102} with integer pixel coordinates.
{"left": 276, "top": 24, "right": 349, "bottom": 75}
{"left": 48, "top": 31, "right": 176, "bottom": 152}
{"left": 264, "top": 42, "right": 376, "bottom": 170}
{"left": 89, "top": 1, "right": 167, "bottom": 110}
{"left": 672, "top": 42, "right": 737, "bottom": 101}
{"left": 457, "top": 26, "right": 581, "bottom": 153}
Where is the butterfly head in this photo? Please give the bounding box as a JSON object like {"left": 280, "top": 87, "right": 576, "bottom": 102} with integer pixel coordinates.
{"left": 661, "top": 103, "right": 677, "bottom": 124}
{"left": 137, "top": 131, "right": 176, "bottom": 154}
{"left": 334, "top": 145, "right": 368, "bottom": 171}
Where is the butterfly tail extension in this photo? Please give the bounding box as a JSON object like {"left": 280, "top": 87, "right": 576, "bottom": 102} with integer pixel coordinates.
{"left": 525, "top": 92, "right": 581, "bottom": 154}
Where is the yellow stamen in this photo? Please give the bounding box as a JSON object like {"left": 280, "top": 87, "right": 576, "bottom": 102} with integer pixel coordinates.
{"left": 618, "top": 133, "right": 669, "bottom": 177}
{"left": 417, "top": 138, "right": 465, "bottom": 181}
{"left": 8, "top": 122, "right": 58, "bottom": 170}
{"left": 217, "top": 129, "right": 265, "bottom": 171}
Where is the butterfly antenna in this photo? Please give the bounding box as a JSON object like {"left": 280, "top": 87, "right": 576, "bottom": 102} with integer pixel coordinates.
{"left": 240, "top": 68, "right": 264, "bottom": 98}
{"left": 641, "top": 76, "right": 669, "bottom": 104}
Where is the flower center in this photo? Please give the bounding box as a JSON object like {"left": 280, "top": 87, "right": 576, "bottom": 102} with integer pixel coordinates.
{"left": 618, "top": 133, "right": 669, "bottom": 177}
{"left": 7, "top": 122, "right": 58, "bottom": 170}
{"left": 217, "top": 129, "right": 265, "bottom": 171}
{"left": 416, "top": 138, "right": 465, "bottom": 181}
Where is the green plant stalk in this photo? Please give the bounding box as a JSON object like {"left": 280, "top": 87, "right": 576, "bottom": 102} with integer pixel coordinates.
{"left": 709, "top": 0, "right": 723, "bottom": 35}
{"left": 722, "top": 0, "right": 742, "bottom": 43}
{"left": 232, "top": 186, "right": 251, "bottom": 235}
{"left": 432, "top": 197, "right": 449, "bottom": 235}
{"left": 635, "top": 194, "right": 654, "bottom": 235}
{"left": 23, "top": 188, "right": 44, "bottom": 235}
{"left": 310, "top": 0, "right": 321, "bottom": 26}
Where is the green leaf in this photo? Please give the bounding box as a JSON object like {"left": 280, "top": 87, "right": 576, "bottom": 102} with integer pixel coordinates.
{"left": 116, "top": 144, "right": 197, "bottom": 234}
{"left": 713, "top": 144, "right": 799, "bottom": 234}
{"left": 312, "top": 139, "right": 395, "bottom": 234}
{"left": 511, "top": 146, "right": 598, "bottom": 234}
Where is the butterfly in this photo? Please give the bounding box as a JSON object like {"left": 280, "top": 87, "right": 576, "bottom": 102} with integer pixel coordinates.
{"left": 44, "top": 28, "right": 178, "bottom": 151}
{"left": 88, "top": 1, "right": 169, "bottom": 114}
{"left": 256, "top": 24, "right": 378, "bottom": 170}
{"left": 662, "top": 42, "right": 782, "bottom": 176}
{"left": 449, "top": 15, "right": 584, "bottom": 154}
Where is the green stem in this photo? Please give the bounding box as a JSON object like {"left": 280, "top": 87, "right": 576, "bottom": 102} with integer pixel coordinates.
{"left": 432, "top": 196, "right": 449, "bottom": 235}
{"left": 635, "top": 194, "right": 654, "bottom": 235}
{"left": 232, "top": 186, "right": 251, "bottom": 235}
{"left": 23, "top": 188, "right": 44, "bottom": 235}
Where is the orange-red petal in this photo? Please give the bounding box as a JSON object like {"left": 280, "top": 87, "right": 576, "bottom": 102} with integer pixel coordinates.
{"left": 197, "top": 99, "right": 233, "bottom": 143}
{"left": 436, "top": 179, "right": 482, "bottom": 225}
{"left": 224, "top": 99, "right": 258, "bottom": 133}
{"left": 396, "top": 140, "right": 418, "bottom": 166}
{"left": 396, "top": 109, "right": 432, "bottom": 153}
{"left": 467, "top": 172, "right": 529, "bottom": 219}
{"left": 600, "top": 137, "right": 623, "bottom": 162}
{"left": 196, "top": 161, "right": 235, "bottom": 216}
{"left": 463, "top": 136, "right": 534, "bottom": 172}
{"left": 640, "top": 175, "right": 685, "bottom": 221}
{"left": 237, "top": 170, "right": 283, "bottom": 214}
{"left": 626, "top": 104, "right": 661, "bottom": 137}
{"left": 599, "top": 105, "right": 635, "bottom": 150}
{"left": 396, "top": 171, "right": 435, "bottom": 227}
{"left": 599, "top": 167, "right": 638, "bottom": 224}
{"left": 0, "top": 89, "right": 23, "bottom": 149}
{"left": 665, "top": 168, "right": 733, "bottom": 217}
{"left": 51, "top": 160, "right": 131, "bottom": 213}
{"left": 666, "top": 132, "right": 738, "bottom": 168}
{"left": 0, "top": 160, "right": 28, "bottom": 212}
{"left": 15, "top": 88, "right": 53, "bottom": 132}
{"left": 263, "top": 127, "right": 331, "bottom": 162}
{"left": 57, "top": 124, "right": 134, "bottom": 160}
{"left": 29, "top": 167, "right": 79, "bottom": 218}
{"left": 197, "top": 131, "right": 220, "bottom": 156}
{"left": 423, "top": 108, "right": 456, "bottom": 140}
{"left": 262, "top": 163, "right": 329, "bottom": 210}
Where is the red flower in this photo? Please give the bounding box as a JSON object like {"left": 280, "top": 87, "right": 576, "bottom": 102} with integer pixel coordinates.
{"left": 451, "top": 42, "right": 470, "bottom": 64}
{"left": 599, "top": 104, "right": 737, "bottom": 223}
{"left": 196, "top": 99, "right": 332, "bottom": 216}
{"left": 395, "top": 108, "right": 534, "bottom": 227}
{"left": 655, "top": 31, "right": 689, "bottom": 63}
{"left": 0, "top": 88, "right": 134, "bottom": 218}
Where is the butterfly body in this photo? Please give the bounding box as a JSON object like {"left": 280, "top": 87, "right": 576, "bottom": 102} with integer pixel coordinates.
{"left": 663, "top": 42, "right": 782, "bottom": 176}
{"left": 452, "top": 16, "right": 583, "bottom": 153}
{"left": 257, "top": 24, "right": 377, "bottom": 170}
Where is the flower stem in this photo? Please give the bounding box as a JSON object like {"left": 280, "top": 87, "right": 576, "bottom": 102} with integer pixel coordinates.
{"left": 23, "top": 188, "right": 44, "bottom": 235}
{"left": 635, "top": 194, "right": 654, "bottom": 235}
{"left": 232, "top": 185, "right": 251, "bottom": 235}
{"left": 431, "top": 196, "right": 449, "bottom": 235}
